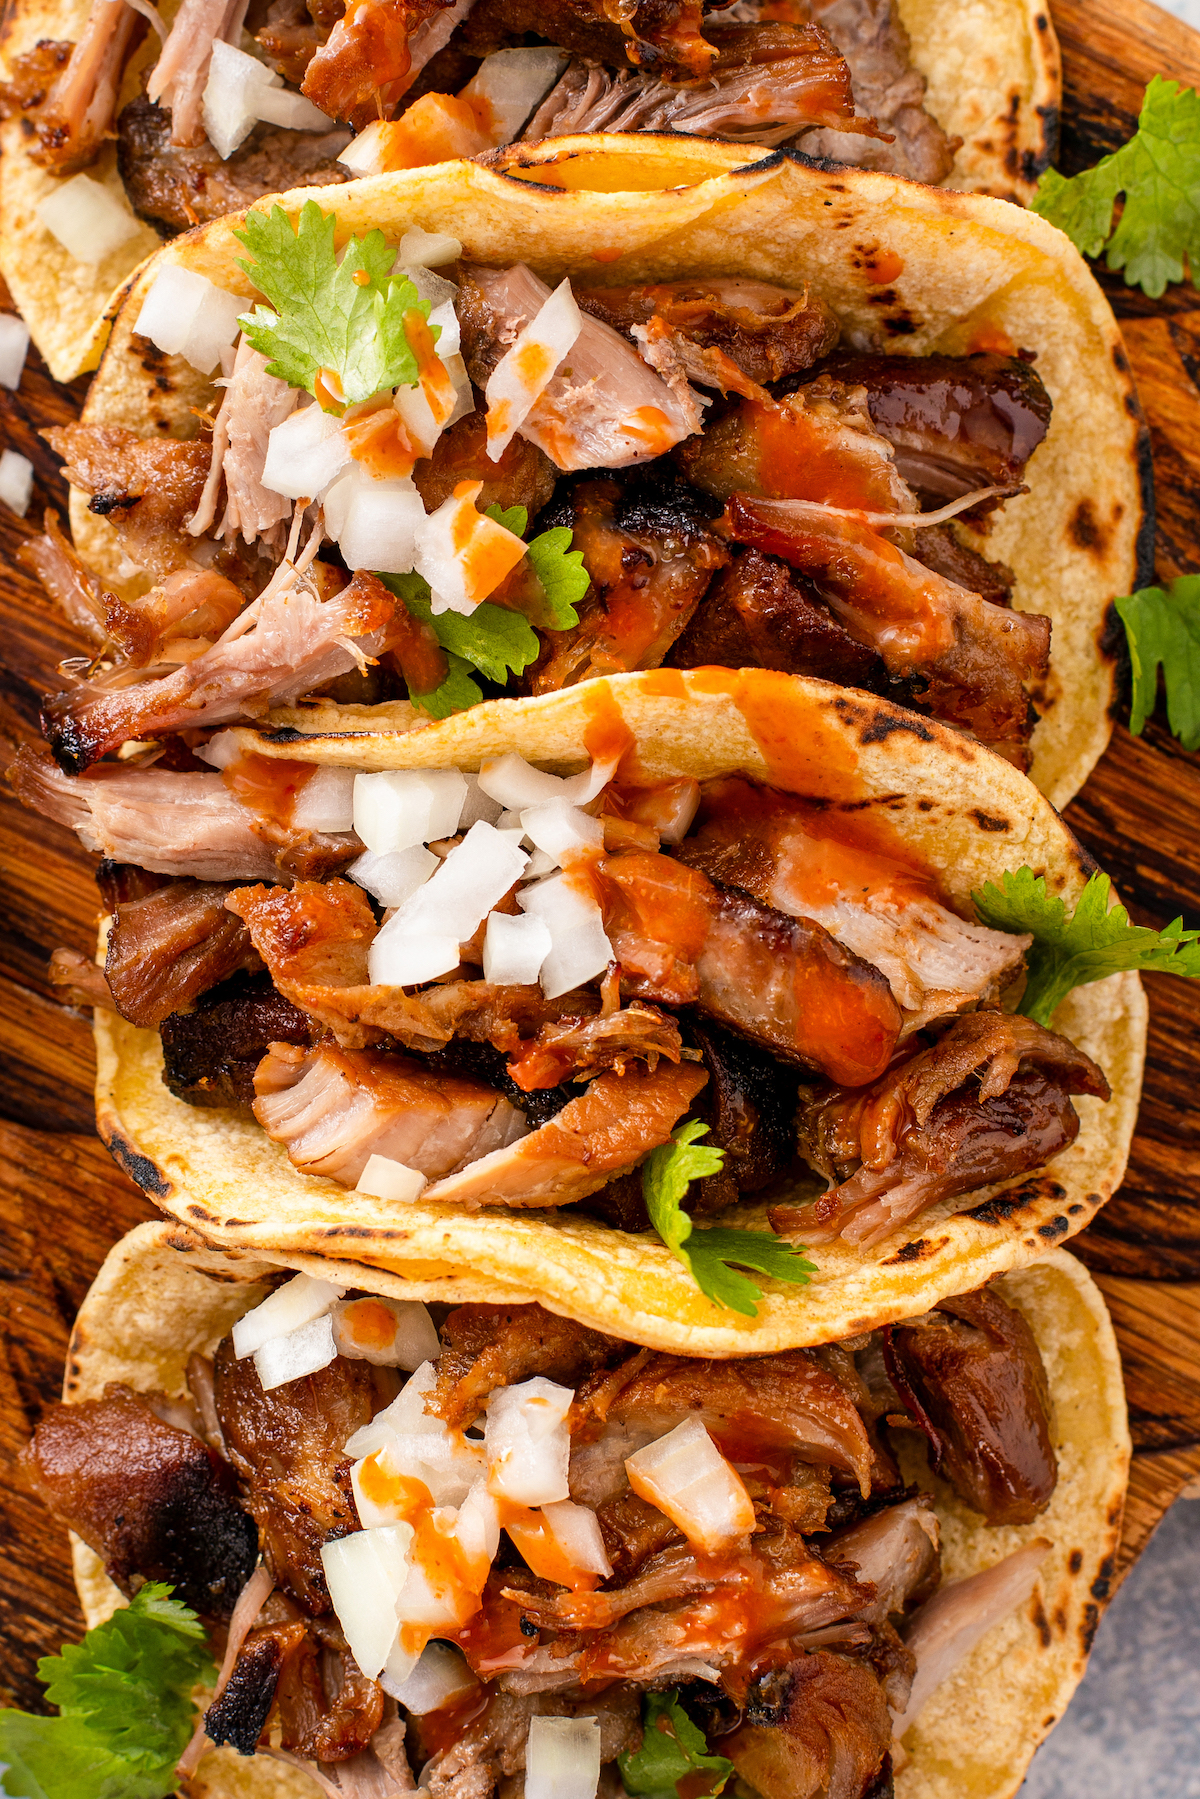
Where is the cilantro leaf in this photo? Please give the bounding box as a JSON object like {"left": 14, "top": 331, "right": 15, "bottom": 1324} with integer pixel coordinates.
{"left": 619, "top": 1692, "right": 733, "bottom": 1798}
{"left": 1115, "top": 577, "right": 1200, "bottom": 749}
{"left": 0, "top": 1584, "right": 214, "bottom": 1799}
{"left": 1030, "top": 77, "right": 1200, "bottom": 296}
{"left": 484, "top": 502, "right": 528, "bottom": 537}
{"left": 643, "top": 1121, "right": 815, "bottom": 1317}
{"left": 409, "top": 651, "right": 484, "bottom": 720}
{"left": 235, "top": 200, "right": 434, "bottom": 406}
{"left": 973, "top": 866, "right": 1200, "bottom": 1025}
{"left": 485, "top": 504, "right": 587, "bottom": 630}
{"left": 385, "top": 572, "right": 541, "bottom": 686}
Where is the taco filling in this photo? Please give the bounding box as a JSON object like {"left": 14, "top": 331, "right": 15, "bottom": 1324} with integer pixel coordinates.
{"left": 26, "top": 1278, "right": 1062, "bottom": 1795}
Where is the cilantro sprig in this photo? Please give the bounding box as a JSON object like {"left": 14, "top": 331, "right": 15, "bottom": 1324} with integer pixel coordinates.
{"left": 0, "top": 1584, "right": 215, "bottom": 1799}
{"left": 973, "top": 866, "right": 1200, "bottom": 1026}
{"left": 1114, "top": 577, "right": 1200, "bottom": 750}
{"left": 236, "top": 200, "right": 435, "bottom": 407}
{"left": 643, "top": 1120, "right": 815, "bottom": 1317}
{"left": 485, "top": 503, "right": 588, "bottom": 630}
{"left": 1030, "top": 77, "right": 1200, "bottom": 297}
{"left": 619, "top": 1691, "right": 733, "bottom": 1798}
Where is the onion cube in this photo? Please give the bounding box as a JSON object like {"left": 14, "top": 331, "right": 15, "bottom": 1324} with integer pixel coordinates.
{"left": 0, "top": 450, "right": 33, "bottom": 518}
{"left": 133, "top": 263, "right": 244, "bottom": 374}
{"left": 338, "top": 120, "right": 394, "bottom": 175}
{"left": 485, "top": 279, "right": 582, "bottom": 460}
{"left": 36, "top": 174, "right": 139, "bottom": 265}
{"left": 262, "top": 402, "right": 350, "bottom": 501}
{"left": 335, "top": 1295, "right": 441, "bottom": 1368}
{"left": 323, "top": 464, "right": 424, "bottom": 573}
{"left": 477, "top": 752, "right": 568, "bottom": 811}
{"left": 461, "top": 46, "right": 569, "bottom": 144}
{"left": 348, "top": 844, "right": 439, "bottom": 908}
{"left": 346, "top": 1362, "right": 441, "bottom": 1458}
{"left": 485, "top": 1377, "right": 572, "bottom": 1507}
{"left": 352, "top": 768, "right": 467, "bottom": 855}
{"left": 625, "top": 1418, "right": 755, "bottom": 1555}
{"left": 388, "top": 820, "right": 527, "bottom": 944}
{"left": 355, "top": 1155, "right": 429, "bottom": 1204}
{"left": 232, "top": 1271, "right": 345, "bottom": 1358}
{"left": 367, "top": 930, "right": 460, "bottom": 987}
{"left": 382, "top": 1640, "right": 478, "bottom": 1712}
{"left": 381, "top": 1636, "right": 420, "bottom": 1693}
{"left": 483, "top": 910, "right": 551, "bottom": 986}
{"left": 254, "top": 85, "right": 333, "bottom": 132}
{"left": 398, "top": 226, "right": 463, "bottom": 268}
{"left": 525, "top": 1715, "right": 602, "bottom": 1799}
{"left": 541, "top": 1500, "right": 613, "bottom": 1581}
{"left": 203, "top": 40, "right": 266, "bottom": 157}
{"left": 415, "top": 480, "right": 527, "bottom": 614}
{"left": 519, "top": 799, "right": 603, "bottom": 864}
{"left": 394, "top": 378, "right": 448, "bottom": 460}
{"left": 424, "top": 294, "right": 461, "bottom": 357}
{"left": 253, "top": 1312, "right": 337, "bottom": 1391}
{"left": 394, "top": 1544, "right": 476, "bottom": 1633}
{"left": 460, "top": 774, "right": 504, "bottom": 829}
{"left": 517, "top": 874, "right": 612, "bottom": 1000}
{"left": 454, "top": 1477, "right": 502, "bottom": 1580}
{"left": 291, "top": 765, "right": 356, "bottom": 833}
{"left": 561, "top": 754, "right": 622, "bottom": 806}
{"left": 321, "top": 1524, "right": 414, "bottom": 1679}
{"left": 0, "top": 314, "right": 30, "bottom": 390}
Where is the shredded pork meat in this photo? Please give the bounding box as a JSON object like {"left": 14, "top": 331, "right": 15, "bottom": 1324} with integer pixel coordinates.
{"left": 105, "top": 878, "right": 262, "bottom": 1027}
{"left": 189, "top": 338, "right": 299, "bottom": 545}
{"left": 43, "top": 425, "right": 214, "bottom": 579}
{"left": 8, "top": 0, "right": 142, "bottom": 172}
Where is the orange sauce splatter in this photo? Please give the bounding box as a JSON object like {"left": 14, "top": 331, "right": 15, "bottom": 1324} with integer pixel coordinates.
{"left": 623, "top": 406, "right": 677, "bottom": 454}
{"left": 864, "top": 247, "right": 904, "bottom": 285}
{"left": 449, "top": 479, "right": 526, "bottom": 601}
{"left": 337, "top": 1296, "right": 398, "bottom": 1355}
{"left": 749, "top": 398, "right": 901, "bottom": 511}
{"left": 406, "top": 307, "right": 456, "bottom": 419}
{"left": 968, "top": 322, "right": 1017, "bottom": 357}
{"left": 314, "top": 368, "right": 346, "bottom": 414}
{"left": 515, "top": 340, "right": 555, "bottom": 387}
{"left": 583, "top": 685, "right": 638, "bottom": 777}
{"left": 344, "top": 401, "right": 419, "bottom": 479}
{"left": 681, "top": 667, "right": 866, "bottom": 801}
{"left": 499, "top": 1503, "right": 602, "bottom": 1593}
{"left": 222, "top": 753, "right": 315, "bottom": 825}
{"left": 635, "top": 668, "right": 688, "bottom": 701}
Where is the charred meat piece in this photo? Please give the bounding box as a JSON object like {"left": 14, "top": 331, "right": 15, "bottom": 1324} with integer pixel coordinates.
{"left": 223, "top": 1614, "right": 386, "bottom": 1762}
{"left": 252, "top": 1041, "right": 530, "bottom": 1186}
{"left": 579, "top": 278, "right": 838, "bottom": 391}
{"left": 102, "top": 567, "right": 248, "bottom": 667}
{"left": 802, "top": 0, "right": 956, "bottom": 186}
{"left": 688, "top": 1018, "right": 797, "bottom": 1212}
{"left": 432, "top": 1302, "right": 625, "bottom": 1428}
{"left": 301, "top": 0, "right": 461, "bottom": 129}
{"left": 724, "top": 1651, "right": 892, "bottom": 1799}
{"left": 412, "top": 408, "right": 558, "bottom": 518}
{"left": 5, "top": 1, "right": 142, "bottom": 173}
{"left": 43, "top": 425, "right": 212, "bottom": 579}
{"left": 104, "top": 879, "right": 262, "bottom": 1028}
{"left": 887, "top": 1285, "right": 1058, "bottom": 1525}
{"left": 117, "top": 97, "right": 351, "bottom": 236}
{"left": 505, "top": 1003, "right": 684, "bottom": 1091}
{"left": 22, "top": 1385, "right": 258, "bottom": 1618}
{"left": 774, "top": 1011, "right": 1110, "bottom": 1247}
{"left": 213, "top": 1337, "right": 399, "bottom": 1614}
{"left": 466, "top": 0, "right": 712, "bottom": 77}
{"left": 529, "top": 476, "right": 729, "bottom": 692}
{"left": 205, "top": 1623, "right": 294, "bottom": 1755}
{"left": 676, "top": 389, "right": 913, "bottom": 514}
{"left": 909, "top": 524, "right": 1014, "bottom": 608}
{"left": 815, "top": 352, "right": 1052, "bottom": 506}
{"left": 161, "top": 973, "right": 318, "bottom": 1110}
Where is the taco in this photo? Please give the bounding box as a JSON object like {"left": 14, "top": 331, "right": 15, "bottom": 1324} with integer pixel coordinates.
{"left": 0, "top": 0, "right": 1059, "bottom": 383}
{"left": 23, "top": 142, "right": 1145, "bottom": 808}
{"left": 27, "top": 1219, "right": 1129, "bottom": 1799}
{"left": 14, "top": 661, "right": 1147, "bottom": 1351}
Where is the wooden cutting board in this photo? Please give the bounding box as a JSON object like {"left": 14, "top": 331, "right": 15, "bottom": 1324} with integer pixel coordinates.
{"left": 2, "top": 0, "right": 1200, "bottom": 1721}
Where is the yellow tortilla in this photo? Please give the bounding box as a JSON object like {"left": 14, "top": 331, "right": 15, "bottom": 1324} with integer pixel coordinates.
{"left": 63, "top": 1221, "right": 1130, "bottom": 1799}
{"left": 94, "top": 668, "right": 1147, "bottom": 1355}
{"left": 74, "top": 133, "right": 1144, "bottom": 805}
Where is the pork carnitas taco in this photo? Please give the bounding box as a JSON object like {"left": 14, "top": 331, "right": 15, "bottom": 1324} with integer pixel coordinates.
{"left": 29, "top": 143, "right": 1145, "bottom": 806}
{"left": 25, "top": 1221, "right": 1129, "bottom": 1799}
{"left": 0, "top": 0, "right": 1058, "bottom": 382}
{"left": 15, "top": 662, "right": 1155, "bottom": 1351}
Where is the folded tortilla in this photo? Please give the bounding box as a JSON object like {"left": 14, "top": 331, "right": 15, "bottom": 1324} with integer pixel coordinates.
{"left": 64, "top": 1220, "right": 1130, "bottom": 1799}
{"left": 94, "top": 667, "right": 1147, "bottom": 1356}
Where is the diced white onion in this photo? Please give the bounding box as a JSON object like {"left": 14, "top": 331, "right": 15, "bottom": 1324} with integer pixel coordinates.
{"left": 36, "top": 174, "right": 139, "bottom": 265}
{"left": 354, "top": 1154, "right": 430, "bottom": 1204}
{"left": 462, "top": 46, "right": 569, "bottom": 143}
{"left": 525, "top": 847, "right": 559, "bottom": 880}
{"left": 424, "top": 294, "right": 460, "bottom": 356}
{"left": 352, "top": 768, "right": 467, "bottom": 856}
{"left": 383, "top": 821, "right": 527, "bottom": 945}
{"left": 398, "top": 226, "right": 464, "bottom": 268}
{"left": 195, "top": 729, "right": 242, "bottom": 770}
{"left": 254, "top": 84, "right": 333, "bottom": 132}
{"left": 335, "top": 1295, "right": 441, "bottom": 1368}
{"left": 518, "top": 873, "right": 612, "bottom": 1000}
{"left": 625, "top": 1418, "right": 755, "bottom": 1555}
{"left": 441, "top": 351, "right": 476, "bottom": 428}
{"left": 561, "top": 754, "right": 621, "bottom": 806}
{"left": 321, "top": 1525, "right": 414, "bottom": 1680}
{"left": 381, "top": 1640, "right": 478, "bottom": 1712}
{"left": 262, "top": 401, "right": 351, "bottom": 501}
{"left": 395, "top": 1539, "right": 474, "bottom": 1632}
{"left": 485, "top": 1376, "right": 573, "bottom": 1507}
{"left": 415, "top": 483, "right": 527, "bottom": 615}
{"left": 485, "top": 278, "right": 582, "bottom": 461}
{"left": 456, "top": 1476, "right": 502, "bottom": 1571}
{"left": 133, "top": 263, "right": 244, "bottom": 374}
{"left": 291, "top": 765, "right": 356, "bottom": 833}
{"left": 477, "top": 752, "right": 570, "bottom": 811}
{"left": 482, "top": 910, "right": 552, "bottom": 986}
{"left": 0, "top": 450, "right": 33, "bottom": 517}
{"left": 232, "top": 1271, "right": 346, "bottom": 1358}
{"left": 525, "top": 1714, "right": 602, "bottom": 1799}
{"left": 382, "top": 1636, "right": 420, "bottom": 1692}
{"left": 252, "top": 1312, "right": 337, "bottom": 1391}
{"left": 367, "top": 931, "right": 461, "bottom": 987}
{"left": 323, "top": 464, "right": 424, "bottom": 573}
{"left": 0, "top": 314, "right": 30, "bottom": 390}
{"left": 349, "top": 843, "right": 439, "bottom": 907}
{"left": 459, "top": 774, "right": 504, "bottom": 829}
{"left": 338, "top": 119, "right": 393, "bottom": 175}
{"left": 394, "top": 379, "right": 446, "bottom": 460}
{"left": 346, "top": 1362, "right": 441, "bottom": 1458}
{"left": 520, "top": 798, "right": 604, "bottom": 864}
{"left": 203, "top": 40, "right": 265, "bottom": 158}
{"left": 541, "top": 1500, "right": 613, "bottom": 1581}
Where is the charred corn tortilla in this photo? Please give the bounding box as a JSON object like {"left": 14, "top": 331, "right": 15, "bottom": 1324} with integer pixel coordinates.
{"left": 64, "top": 1222, "right": 1130, "bottom": 1799}
{"left": 93, "top": 668, "right": 1147, "bottom": 1355}
{"left": 72, "top": 133, "right": 1145, "bottom": 806}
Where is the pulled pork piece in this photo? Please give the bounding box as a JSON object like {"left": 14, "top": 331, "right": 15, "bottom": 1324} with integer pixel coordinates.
{"left": 689, "top": 1018, "right": 798, "bottom": 1210}
{"left": 44, "top": 425, "right": 213, "bottom": 578}
{"left": 505, "top": 1003, "right": 684, "bottom": 1090}
{"left": 42, "top": 570, "right": 401, "bottom": 774}
{"left": 18, "top": 510, "right": 108, "bottom": 644}
{"left": 678, "top": 778, "right": 1030, "bottom": 1030}
{"left": 578, "top": 277, "right": 838, "bottom": 392}
{"left": 22, "top": 1385, "right": 258, "bottom": 1618}
{"left": 723, "top": 1651, "right": 893, "bottom": 1799}
{"left": 105, "top": 879, "right": 261, "bottom": 1027}
{"left": 7, "top": 0, "right": 142, "bottom": 172}
{"left": 887, "top": 1286, "right": 1057, "bottom": 1525}
{"left": 432, "top": 1302, "right": 625, "bottom": 1427}
{"left": 188, "top": 336, "right": 299, "bottom": 545}
{"left": 213, "top": 1336, "right": 399, "bottom": 1614}
{"left": 825, "top": 1495, "right": 939, "bottom": 1624}
{"left": 458, "top": 264, "right": 700, "bottom": 471}
{"left": 818, "top": 352, "right": 1052, "bottom": 506}
{"left": 599, "top": 849, "right": 902, "bottom": 1085}
{"left": 798, "top": 0, "right": 956, "bottom": 184}
{"left": 118, "top": 97, "right": 351, "bottom": 235}
{"left": 529, "top": 476, "right": 729, "bottom": 692}
{"left": 467, "top": 0, "right": 712, "bottom": 78}
{"left": 102, "top": 567, "right": 247, "bottom": 667}
{"left": 146, "top": 0, "right": 246, "bottom": 145}
{"left": 720, "top": 494, "right": 1050, "bottom": 757}
{"left": 524, "top": 21, "right": 863, "bottom": 147}
{"left": 421, "top": 1689, "right": 640, "bottom": 1799}
{"left": 774, "top": 1012, "right": 1110, "bottom": 1248}
{"left": 909, "top": 524, "right": 1014, "bottom": 609}
{"left": 412, "top": 408, "right": 558, "bottom": 517}
{"left": 209, "top": 1613, "right": 386, "bottom": 1763}
{"left": 48, "top": 945, "right": 114, "bottom": 1010}
{"left": 301, "top": 0, "right": 455, "bottom": 128}
{"left": 254, "top": 1043, "right": 528, "bottom": 1185}
{"left": 161, "top": 973, "right": 318, "bottom": 1109}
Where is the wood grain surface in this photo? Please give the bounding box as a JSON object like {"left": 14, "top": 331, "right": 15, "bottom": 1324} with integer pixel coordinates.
{"left": 2, "top": 0, "right": 1200, "bottom": 1728}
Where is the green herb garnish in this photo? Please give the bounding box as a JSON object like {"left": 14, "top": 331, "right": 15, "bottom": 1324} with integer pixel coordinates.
{"left": 1114, "top": 577, "right": 1200, "bottom": 749}
{"left": 618, "top": 1691, "right": 734, "bottom": 1798}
